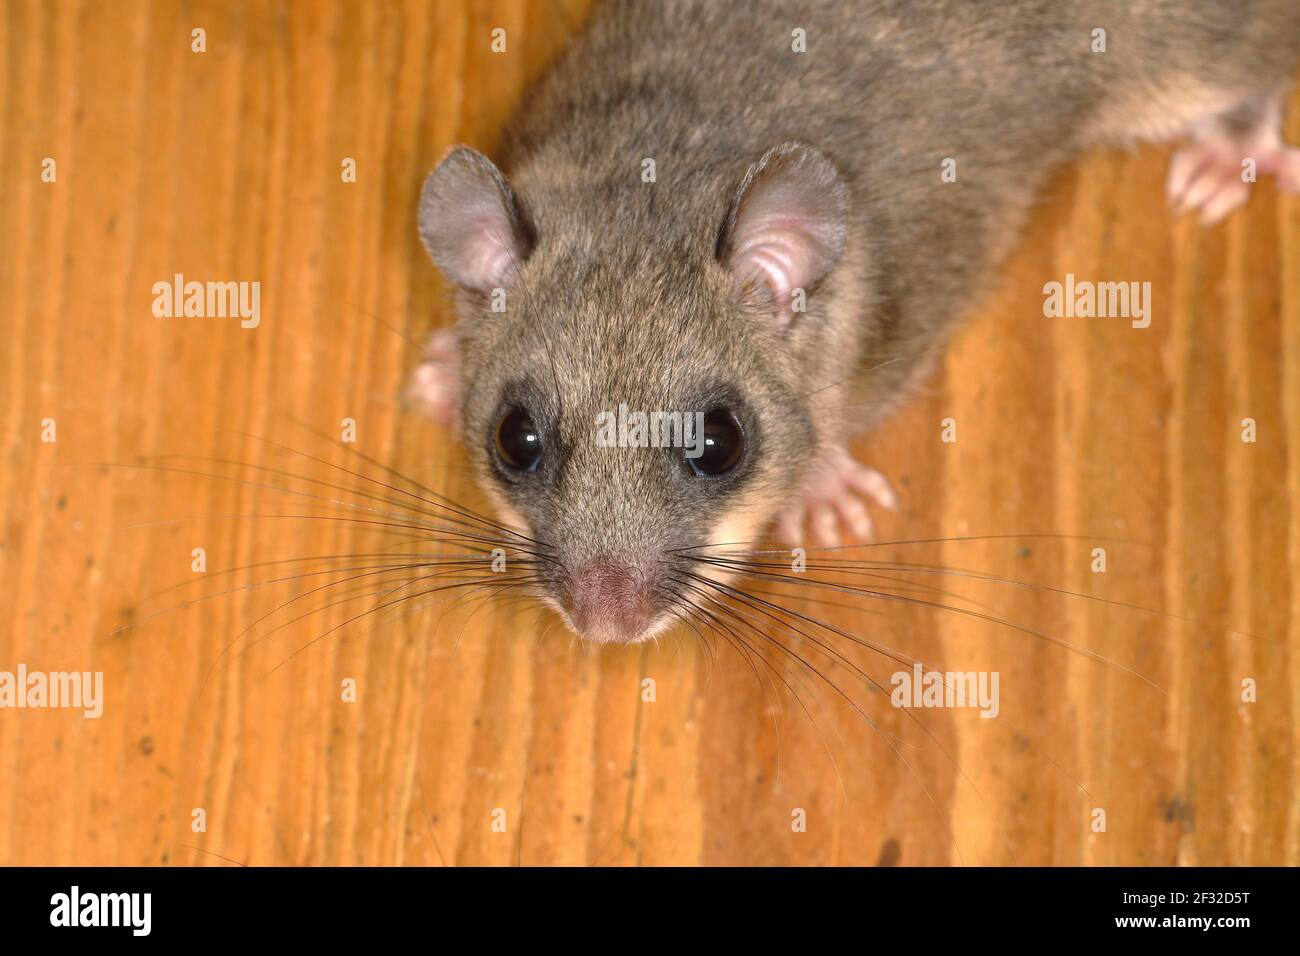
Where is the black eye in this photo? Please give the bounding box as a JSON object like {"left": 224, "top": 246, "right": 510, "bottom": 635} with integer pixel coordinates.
{"left": 495, "top": 406, "right": 542, "bottom": 472}
{"left": 688, "top": 409, "right": 745, "bottom": 477}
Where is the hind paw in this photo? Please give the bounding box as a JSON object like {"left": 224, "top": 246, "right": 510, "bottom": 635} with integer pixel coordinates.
{"left": 1167, "top": 96, "right": 1300, "bottom": 225}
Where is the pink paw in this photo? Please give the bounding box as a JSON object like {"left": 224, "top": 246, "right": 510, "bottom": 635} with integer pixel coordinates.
{"left": 775, "top": 448, "right": 898, "bottom": 548}
{"left": 407, "top": 329, "right": 460, "bottom": 426}
{"left": 1166, "top": 141, "right": 1255, "bottom": 224}
{"left": 1167, "top": 106, "right": 1300, "bottom": 225}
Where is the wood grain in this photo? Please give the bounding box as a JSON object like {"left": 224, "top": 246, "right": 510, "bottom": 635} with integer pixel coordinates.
{"left": 0, "top": 0, "right": 1296, "bottom": 866}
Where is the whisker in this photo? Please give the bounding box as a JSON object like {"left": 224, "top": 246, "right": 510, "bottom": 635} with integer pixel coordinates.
{"left": 106, "top": 551, "right": 547, "bottom": 646}
{"left": 108, "top": 459, "right": 499, "bottom": 541}
{"left": 683, "top": 556, "right": 1162, "bottom": 690}
{"left": 261, "top": 424, "right": 539, "bottom": 545}
{"left": 147, "top": 452, "right": 507, "bottom": 539}
{"left": 203, "top": 560, "right": 532, "bottom": 690}
{"left": 690, "top": 550, "right": 1268, "bottom": 645}
{"left": 679, "top": 569, "right": 1096, "bottom": 806}
{"left": 256, "top": 576, "right": 544, "bottom": 684}
{"left": 674, "top": 574, "right": 966, "bottom": 863}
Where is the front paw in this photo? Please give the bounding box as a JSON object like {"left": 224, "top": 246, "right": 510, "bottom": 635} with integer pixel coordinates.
{"left": 774, "top": 447, "right": 899, "bottom": 547}
{"left": 406, "top": 328, "right": 460, "bottom": 427}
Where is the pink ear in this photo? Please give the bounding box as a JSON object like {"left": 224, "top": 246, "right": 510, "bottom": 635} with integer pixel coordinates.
{"left": 718, "top": 143, "right": 848, "bottom": 317}
{"left": 418, "top": 147, "right": 531, "bottom": 292}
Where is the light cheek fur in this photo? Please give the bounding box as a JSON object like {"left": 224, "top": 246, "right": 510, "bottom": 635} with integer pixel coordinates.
{"left": 481, "top": 485, "right": 532, "bottom": 541}
{"left": 704, "top": 485, "right": 787, "bottom": 557}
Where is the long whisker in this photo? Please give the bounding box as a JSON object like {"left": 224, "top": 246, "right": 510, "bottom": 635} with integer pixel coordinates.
{"left": 147, "top": 452, "right": 508, "bottom": 538}
{"left": 666, "top": 581, "right": 833, "bottom": 797}
{"left": 683, "top": 555, "right": 1161, "bottom": 690}
{"left": 678, "top": 568, "right": 1096, "bottom": 805}
{"left": 108, "top": 458, "right": 535, "bottom": 549}
{"left": 265, "top": 422, "right": 538, "bottom": 545}
{"left": 689, "top": 550, "right": 1268, "bottom": 645}
{"left": 673, "top": 574, "right": 967, "bottom": 863}
{"left": 256, "top": 576, "right": 544, "bottom": 683}
{"left": 203, "top": 560, "right": 534, "bottom": 690}
{"left": 108, "top": 555, "right": 530, "bottom": 644}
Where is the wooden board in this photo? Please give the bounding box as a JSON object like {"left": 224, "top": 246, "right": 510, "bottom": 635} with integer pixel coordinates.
{"left": 0, "top": 0, "right": 1296, "bottom": 866}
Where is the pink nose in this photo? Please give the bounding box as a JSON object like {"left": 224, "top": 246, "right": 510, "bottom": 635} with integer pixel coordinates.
{"left": 568, "top": 559, "right": 652, "bottom": 642}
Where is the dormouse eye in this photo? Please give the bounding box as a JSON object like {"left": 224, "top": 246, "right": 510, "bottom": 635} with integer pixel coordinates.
{"left": 687, "top": 409, "right": 745, "bottom": 477}
{"left": 495, "top": 406, "right": 542, "bottom": 472}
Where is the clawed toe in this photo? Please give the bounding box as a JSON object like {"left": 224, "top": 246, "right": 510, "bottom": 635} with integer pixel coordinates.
{"left": 1168, "top": 143, "right": 1254, "bottom": 224}
{"left": 774, "top": 449, "right": 898, "bottom": 549}
{"left": 1167, "top": 95, "right": 1300, "bottom": 225}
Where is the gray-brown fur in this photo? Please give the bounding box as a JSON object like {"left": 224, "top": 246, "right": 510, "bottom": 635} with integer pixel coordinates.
{"left": 418, "top": 0, "right": 1300, "bottom": 636}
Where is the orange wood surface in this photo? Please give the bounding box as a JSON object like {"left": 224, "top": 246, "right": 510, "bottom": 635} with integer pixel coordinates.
{"left": 0, "top": 0, "right": 1296, "bottom": 865}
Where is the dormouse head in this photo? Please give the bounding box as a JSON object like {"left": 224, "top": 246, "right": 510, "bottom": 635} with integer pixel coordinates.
{"left": 417, "top": 141, "right": 850, "bottom": 643}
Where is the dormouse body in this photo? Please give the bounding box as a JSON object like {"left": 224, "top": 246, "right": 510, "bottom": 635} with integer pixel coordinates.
{"left": 412, "top": 0, "right": 1300, "bottom": 643}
